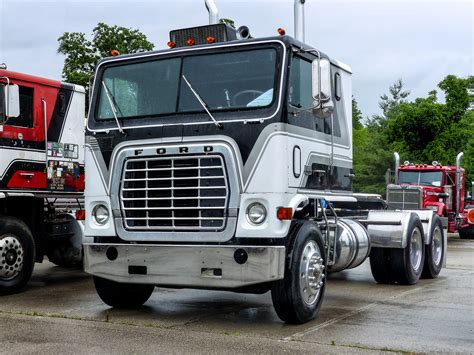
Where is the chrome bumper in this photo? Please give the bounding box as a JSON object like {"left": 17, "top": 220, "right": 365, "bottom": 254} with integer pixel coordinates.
{"left": 83, "top": 243, "right": 285, "bottom": 288}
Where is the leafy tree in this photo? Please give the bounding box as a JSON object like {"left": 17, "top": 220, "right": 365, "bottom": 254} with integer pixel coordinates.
{"left": 379, "top": 78, "right": 410, "bottom": 116}
{"left": 57, "top": 23, "right": 154, "bottom": 98}
{"left": 219, "top": 18, "right": 236, "bottom": 29}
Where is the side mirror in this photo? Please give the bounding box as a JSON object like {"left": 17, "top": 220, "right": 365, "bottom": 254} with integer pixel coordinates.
{"left": 311, "top": 57, "right": 334, "bottom": 118}
{"left": 1, "top": 84, "right": 20, "bottom": 118}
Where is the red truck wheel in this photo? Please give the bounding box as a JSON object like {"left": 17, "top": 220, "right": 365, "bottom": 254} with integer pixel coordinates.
{"left": 0, "top": 217, "right": 35, "bottom": 295}
{"left": 459, "top": 227, "right": 474, "bottom": 240}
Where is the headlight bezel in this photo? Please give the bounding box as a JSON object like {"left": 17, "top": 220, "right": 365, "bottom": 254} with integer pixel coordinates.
{"left": 92, "top": 204, "right": 110, "bottom": 225}
{"left": 246, "top": 202, "right": 267, "bottom": 225}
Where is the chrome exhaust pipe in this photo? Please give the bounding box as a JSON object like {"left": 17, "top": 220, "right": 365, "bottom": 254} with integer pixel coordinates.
{"left": 294, "top": 0, "right": 305, "bottom": 42}
{"left": 394, "top": 152, "right": 400, "bottom": 185}
{"left": 456, "top": 152, "right": 464, "bottom": 217}
{"left": 205, "top": 0, "right": 219, "bottom": 25}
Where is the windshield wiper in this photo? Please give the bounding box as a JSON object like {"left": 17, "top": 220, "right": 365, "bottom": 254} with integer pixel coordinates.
{"left": 101, "top": 81, "right": 125, "bottom": 135}
{"left": 182, "top": 75, "right": 222, "bottom": 129}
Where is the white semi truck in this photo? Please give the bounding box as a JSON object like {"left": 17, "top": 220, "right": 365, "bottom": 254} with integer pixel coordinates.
{"left": 83, "top": 0, "right": 447, "bottom": 323}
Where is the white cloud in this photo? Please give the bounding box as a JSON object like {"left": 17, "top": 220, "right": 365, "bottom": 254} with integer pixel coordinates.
{"left": 0, "top": 0, "right": 472, "bottom": 116}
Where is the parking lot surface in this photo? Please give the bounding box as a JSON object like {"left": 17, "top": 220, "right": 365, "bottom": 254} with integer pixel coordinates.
{"left": 1, "top": 236, "right": 473, "bottom": 354}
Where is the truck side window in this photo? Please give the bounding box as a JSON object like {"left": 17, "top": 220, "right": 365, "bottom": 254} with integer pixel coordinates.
{"left": 287, "top": 56, "right": 316, "bottom": 130}
{"left": 288, "top": 56, "right": 341, "bottom": 138}
{"left": 6, "top": 86, "right": 34, "bottom": 128}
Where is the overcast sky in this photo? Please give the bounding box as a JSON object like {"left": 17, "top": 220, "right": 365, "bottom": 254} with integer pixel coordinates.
{"left": 0, "top": 0, "right": 472, "bottom": 117}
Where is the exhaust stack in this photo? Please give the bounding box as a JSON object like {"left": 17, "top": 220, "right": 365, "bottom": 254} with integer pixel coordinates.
{"left": 456, "top": 152, "right": 464, "bottom": 217}
{"left": 294, "top": 0, "right": 305, "bottom": 42}
{"left": 205, "top": 0, "right": 219, "bottom": 25}
{"left": 394, "top": 152, "right": 400, "bottom": 185}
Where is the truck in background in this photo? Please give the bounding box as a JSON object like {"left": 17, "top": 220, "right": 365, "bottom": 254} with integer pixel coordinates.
{"left": 388, "top": 152, "right": 474, "bottom": 239}
{"left": 83, "top": 0, "right": 449, "bottom": 324}
{"left": 0, "top": 65, "right": 85, "bottom": 294}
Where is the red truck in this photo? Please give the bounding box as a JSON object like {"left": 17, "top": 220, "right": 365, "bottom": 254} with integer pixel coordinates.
{"left": 0, "top": 64, "right": 85, "bottom": 294}
{"left": 387, "top": 152, "right": 474, "bottom": 239}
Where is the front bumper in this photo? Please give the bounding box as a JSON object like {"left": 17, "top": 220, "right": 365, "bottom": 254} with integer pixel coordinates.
{"left": 84, "top": 243, "right": 285, "bottom": 288}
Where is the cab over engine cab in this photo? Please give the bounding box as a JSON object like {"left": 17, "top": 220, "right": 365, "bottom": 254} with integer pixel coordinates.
{"left": 83, "top": 0, "right": 448, "bottom": 324}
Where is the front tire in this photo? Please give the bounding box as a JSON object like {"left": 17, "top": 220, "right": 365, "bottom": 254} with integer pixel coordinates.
{"left": 459, "top": 227, "right": 474, "bottom": 240}
{"left": 93, "top": 276, "right": 154, "bottom": 308}
{"left": 0, "top": 217, "right": 35, "bottom": 295}
{"left": 271, "top": 222, "right": 326, "bottom": 324}
{"left": 422, "top": 215, "right": 444, "bottom": 279}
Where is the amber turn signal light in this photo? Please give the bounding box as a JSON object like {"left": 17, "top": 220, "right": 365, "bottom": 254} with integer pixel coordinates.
{"left": 75, "top": 210, "right": 85, "bottom": 221}
{"left": 468, "top": 209, "right": 474, "bottom": 224}
{"left": 277, "top": 207, "right": 293, "bottom": 220}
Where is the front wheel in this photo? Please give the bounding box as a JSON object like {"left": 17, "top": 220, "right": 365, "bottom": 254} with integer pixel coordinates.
{"left": 93, "top": 276, "right": 154, "bottom": 308}
{"left": 459, "top": 227, "right": 474, "bottom": 240}
{"left": 0, "top": 217, "right": 35, "bottom": 295}
{"left": 422, "top": 215, "right": 444, "bottom": 279}
{"left": 271, "top": 222, "right": 326, "bottom": 324}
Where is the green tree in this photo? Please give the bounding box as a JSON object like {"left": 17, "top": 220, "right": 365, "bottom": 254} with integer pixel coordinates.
{"left": 219, "top": 18, "right": 236, "bottom": 29}
{"left": 384, "top": 75, "right": 474, "bottom": 190}
{"left": 58, "top": 23, "right": 154, "bottom": 98}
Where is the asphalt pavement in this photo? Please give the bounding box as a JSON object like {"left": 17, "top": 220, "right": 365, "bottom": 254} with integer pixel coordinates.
{"left": 0, "top": 236, "right": 472, "bottom": 354}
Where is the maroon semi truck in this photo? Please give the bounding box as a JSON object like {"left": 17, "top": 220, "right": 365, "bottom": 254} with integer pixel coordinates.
{"left": 387, "top": 152, "right": 474, "bottom": 239}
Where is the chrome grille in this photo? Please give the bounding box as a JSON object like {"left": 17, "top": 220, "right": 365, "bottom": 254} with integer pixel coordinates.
{"left": 120, "top": 154, "right": 229, "bottom": 231}
{"left": 387, "top": 186, "right": 422, "bottom": 210}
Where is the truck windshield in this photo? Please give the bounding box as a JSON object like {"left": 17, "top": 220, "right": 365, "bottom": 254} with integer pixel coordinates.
{"left": 399, "top": 171, "right": 443, "bottom": 187}
{"left": 96, "top": 48, "right": 278, "bottom": 120}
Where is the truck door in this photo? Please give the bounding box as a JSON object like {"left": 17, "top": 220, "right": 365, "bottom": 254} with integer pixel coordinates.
{"left": 0, "top": 82, "right": 48, "bottom": 190}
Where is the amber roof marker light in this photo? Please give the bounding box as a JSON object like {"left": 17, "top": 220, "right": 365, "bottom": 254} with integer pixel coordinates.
{"left": 186, "top": 38, "right": 196, "bottom": 46}
{"left": 167, "top": 41, "right": 176, "bottom": 48}
{"left": 277, "top": 28, "right": 286, "bottom": 36}
{"left": 110, "top": 49, "right": 120, "bottom": 56}
{"left": 206, "top": 35, "right": 216, "bottom": 44}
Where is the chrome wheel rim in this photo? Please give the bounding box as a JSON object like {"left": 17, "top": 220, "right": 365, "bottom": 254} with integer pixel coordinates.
{"left": 409, "top": 228, "right": 423, "bottom": 272}
{"left": 431, "top": 226, "right": 443, "bottom": 266}
{"left": 0, "top": 234, "right": 24, "bottom": 280}
{"left": 299, "top": 240, "right": 325, "bottom": 306}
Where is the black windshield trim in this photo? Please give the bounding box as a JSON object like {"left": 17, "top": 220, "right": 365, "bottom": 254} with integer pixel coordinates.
{"left": 87, "top": 40, "right": 286, "bottom": 132}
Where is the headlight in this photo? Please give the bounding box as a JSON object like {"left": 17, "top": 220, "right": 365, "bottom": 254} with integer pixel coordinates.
{"left": 246, "top": 202, "right": 267, "bottom": 225}
{"left": 92, "top": 204, "right": 110, "bottom": 225}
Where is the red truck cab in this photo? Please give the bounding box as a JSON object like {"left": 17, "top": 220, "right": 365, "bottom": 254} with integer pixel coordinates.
{"left": 387, "top": 154, "right": 474, "bottom": 238}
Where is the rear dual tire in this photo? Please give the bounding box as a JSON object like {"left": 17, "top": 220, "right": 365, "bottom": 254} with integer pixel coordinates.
{"left": 421, "top": 215, "right": 444, "bottom": 279}
{"left": 370, "top": 214, "right": 425, "bottom": 285}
